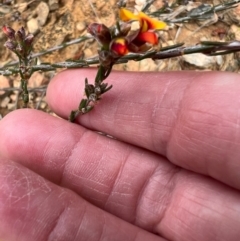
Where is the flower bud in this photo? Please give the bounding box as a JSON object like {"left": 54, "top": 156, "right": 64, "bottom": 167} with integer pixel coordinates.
{"left": 15, "top": 27, "right": 26, "bottom": 42}
{"left": 110, "top": 38, "right": 129, "bottom": 56}
{"left": 85, "top": 84, "right": 95, "bottom": 98}
{"left": 16, "top": 45, "right": 24, "bottom": 55}
{"left": 2, "top": 25, "right": 15, "bottom": 40}
{"left": 24, "top": 34, "right": 34, "bottom": 46}
{"left": 89, "top": 93, "right": 97, "bottom": 102}
{"left": 87, "top": 23, "right": 111, "bottom": 47}
{"left": 136, "top": 32, "right": 158, "bottom": 45}
{"left": 4, "top": 40, "right": 17, "bottom": 51}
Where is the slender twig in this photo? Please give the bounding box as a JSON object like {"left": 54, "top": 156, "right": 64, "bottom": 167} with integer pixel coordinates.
{"left": 13, "top": 91, "right": 20, "bottom": 110}
{"left": 1, "top": 41, "right": 240, "bottom": 77}
{"left": 88, "top": 0, "right": 101, "bottom": 23}
{"left": 0, "top": 85, "right": 47, "bottom": 92}
{"left": 163, "top": 0, "right": 240, "bottom": 23}
{"left": 141, "top": 0, "right": 156, "bottom": 12}
{"left": 35, "top": 90, "right": 46, "bottom": 110}
{"left": 1, "top": 36, "right": 92, "bottom": 68}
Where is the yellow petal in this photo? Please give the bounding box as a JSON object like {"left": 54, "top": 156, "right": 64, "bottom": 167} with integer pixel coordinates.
{"left": 119, "top": 8, "right": 139, "bottom": 21}
{"left": 138, "top": 12, "right": 166, "bottom": 31}
{"left": 141, "top": 19, "right": 148, "bottom": 32}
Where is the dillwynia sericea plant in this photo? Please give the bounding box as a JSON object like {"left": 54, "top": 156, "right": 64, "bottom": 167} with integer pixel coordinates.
{"left": 2, "top": 8, "right": 167, "bottom": 122}
{"left": 2, "top": 25, "right": 34, "bottom": 108}
{"left": 69, "top": 8, "right": 167, "bottom": 121}
{"left": 3, "top": 3, "right": 240, "bottom": 122}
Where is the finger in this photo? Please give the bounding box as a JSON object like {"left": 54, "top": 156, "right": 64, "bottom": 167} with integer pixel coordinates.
{"left": 0, "top": 159, "right": 165, "bottom": 241}
{"left": 1, "top": 110, "right": 240, "bottom": 241}
{"left": 47, "top": 69, "right": 240, "bottom": 189}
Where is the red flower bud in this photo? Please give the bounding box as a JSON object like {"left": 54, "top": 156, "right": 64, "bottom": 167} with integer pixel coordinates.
{"left": 24, "top": 34, "right": 34, "bottom": 46}
{"left": 15, "top": 27, "right": 26, "bottom": 42}
{"left": 87, "top": 23, "right": 111, "bottom": 47}
{"left": 110, "top": 38, "right": 129, "bottom": 56}
{"left": 2, "top": 25, "right": 15, "bottom": 40}
{"left": 4, "top": 40, "right": 17, "bottom": 51}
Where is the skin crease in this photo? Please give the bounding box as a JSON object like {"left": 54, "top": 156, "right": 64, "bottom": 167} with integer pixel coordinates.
{"left": 0, "top": 69, "right": 240, "bottom": 241}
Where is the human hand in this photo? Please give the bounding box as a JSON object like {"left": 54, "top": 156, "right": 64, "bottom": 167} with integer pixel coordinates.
{"left": 0, "top": 69, "right": 240, "bottom": 241}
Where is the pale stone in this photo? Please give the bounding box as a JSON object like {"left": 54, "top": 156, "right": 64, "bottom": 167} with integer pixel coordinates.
{"left": 10, "top": 94, "right": 17, "bottom": 102}
{"left": 183, "top": 53, "right": 223, "bottom": 69}
{"left": 83, "top": 48, "right": 93, "bottom": 58}
{"left": 7, "top": 103, "right": 16, "bottom": 111}
{"left": 230, "top": 25, "right": 240, "bottom": 41}
{"left": 28, "top": 72, "right": 45, "bottom": 88}
{"left": 27, "top": 18, "right": 39, "bottom": 34}
{"left": 76, "top": 21, "right": 86, "bottom": 32}
{"left": 48, "top": 0, "right": 59, "bottom": 11}
{"left": 40, "top": 102, "right": 47, "bottom": 109}
{"left": 37, "top": 2, "right": 49, "bottom": 26}
{"left": 1, "top": 96, "right": 10, "bottom": 108}
{"left": 0, "top": 75, "right": 10, "bottom": 95}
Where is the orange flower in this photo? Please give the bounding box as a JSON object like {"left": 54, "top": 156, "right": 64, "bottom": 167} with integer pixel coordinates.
{"left": 110, "top": 8, "right": 167, "bottom": 56}
{"left": 88, "top": 9, "right": 167, "bottom": 57}
{"left": 119, "top": 8, "right": 167, "bottom": 33}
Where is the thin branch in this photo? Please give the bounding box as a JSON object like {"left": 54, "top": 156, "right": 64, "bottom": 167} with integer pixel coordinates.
{"left": 1, "top": 41, "right": 240, "bottom": 76}
{"left": 152, "top": 0, "right": 240, "bottom": 23}
{"left": 1, "top": 35, "right": 92, "bottom": 68}
{"left": 1, "top": 85, "right": 47, "bottom": 92}
{"left": 35, "top": 90, "right": 46, "bottom": 110}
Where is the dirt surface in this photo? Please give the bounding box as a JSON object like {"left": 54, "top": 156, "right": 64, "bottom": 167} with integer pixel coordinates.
{"left": 0, "top": 0, "right": 240, "bottom": 117}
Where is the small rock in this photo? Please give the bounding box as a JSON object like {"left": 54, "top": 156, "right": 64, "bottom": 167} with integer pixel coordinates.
{"left": 27, "top": 18, "right": 39, "bottom": 34}
{"left": 0, "top": 75, "right": 10, "bottom": 95}
{"left": 220, "top": 53, "right": 238, "bottom": 72}
{"left": 230, "top": 25, "right": 240, "bottom": 41}
{"left": 183, "top": 53, "right": 223, "bottom": 69}
{"left": 1, "top": 96, "right": 10, "bottom": 108}
{"left": 16, "top": 2, "right": 29, "bottom": 13}
{"left": 40, "top": 101, "right": 47, "bottom": 109}
{"left": 156, "top": 60, "right": 167, "bottom": 71}
{"left": 0, "top": 4, "right": 11, "bottom": 15}
{"left": 76, "top": 21, "right": 86, "bottom": 32}
{"left": 7, "top": 103, "right": 16, "bottom": 111}
{"left": 28, "top": 72, "right": 45, "bottom": 88}
{"left": 35, "top": 96, "right": 47, "bottom": 109}
{"left": 138, "top": 58, "right": 158, "bottom": 71}
{"left": 13, "top": 79, "right": 20, "bottom": 88}
{"left": 28, "top": 92, "right": 34, "bottom": 101}
{"left": 48, "top": 0, "right": 59, "bottom": 11}
{"left": 10, "top": 94, "right": 17, "bottom": 102}
{"left": 37, "top": 2, "right": 49, "bottom": 26}
{"left": 83, "top": 48, "right": 93, "bottom": 58}
{"left": 229, "top": 4, "right": 240, "bottom": 25}
{"left": 123, "top": 59, "right": 158, "bottom": 71}
{"left": 135, "top": 0, "right": 146, "bottom": 11}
